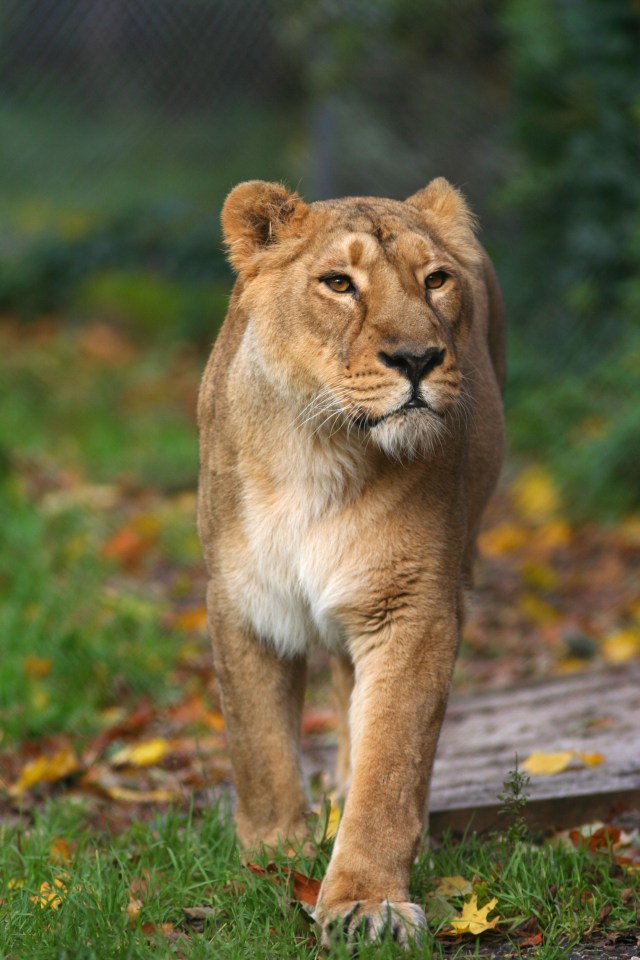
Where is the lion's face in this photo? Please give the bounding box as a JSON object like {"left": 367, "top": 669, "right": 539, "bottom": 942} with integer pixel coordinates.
{"left": 222, "top": 180, "right": 482, "bottom": 458}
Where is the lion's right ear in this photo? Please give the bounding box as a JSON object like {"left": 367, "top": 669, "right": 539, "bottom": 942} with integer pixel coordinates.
{"left": 221, "top": 180, "right": 307, "bottom": 273}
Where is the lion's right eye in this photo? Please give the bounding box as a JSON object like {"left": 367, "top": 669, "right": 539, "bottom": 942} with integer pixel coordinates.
{"left": 323, "top": 275, "right": 355, "bottom": 294}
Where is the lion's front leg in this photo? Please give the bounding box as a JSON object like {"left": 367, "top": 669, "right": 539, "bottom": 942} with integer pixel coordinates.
{"left": 315, "top": 609, "right": 459, "bottom": 948}
{"left": 207, "top": 583, "right": 310, "bottom": 850}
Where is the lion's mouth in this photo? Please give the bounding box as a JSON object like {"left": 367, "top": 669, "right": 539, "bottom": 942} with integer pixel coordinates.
{"left": 352, "top": 398, "right": 443, "bottom": 430}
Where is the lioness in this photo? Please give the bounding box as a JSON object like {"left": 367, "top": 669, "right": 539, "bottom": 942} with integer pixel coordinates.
{"left": 198, "top": 178, "right": 505, "bottom": 948}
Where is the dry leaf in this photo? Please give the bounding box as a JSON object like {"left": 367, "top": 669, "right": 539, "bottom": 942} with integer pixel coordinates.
{"left": 522, "top": 751, "right": 574, "bottom": 776}
{"left": 601, "top": 629, "right": 640, "bottom": 663}
{"left": 30, "top": 877, "right": 67, "bottom": 910}
{"left": 301, "top": 708, "right": 337, "bottom": 735}
{"left": 576, "top": 752, "right": 604, "bottom": 767}
{"left": 172, "top": 607, "right": 208, "bottom": 632}
{"left": 512, "top": 466, "right": 560, "bottom": 523}
{"left": 126, "top": 896, "right": 143, "bottom": 925}
{"left": 325, "top": 796, "right": 342, "bottom": 839}
{"left": 111, "top": 738, "right": 168, "bottom": 768}
{"left": 102, "top": 525, "right": 156, "bottom": 570}
{"left": 291, "top": 870, "right": 321, "bottom": 906}
{"left": 448, "top": 894, "right": 500, "bottom": 935}
{"left": 479, "top": 522, "right": 529, "bottom": 557}
{"left": 22, "top": 656, "right": 52, "bottom": 678}
{"left": 435, "top": 876, "right": 473, "bottom": 897}
{"left": 96, "top": 784, "right": 176, "bottom": 804}
{"left": 522, "top": 750, "right": 604, "bottom": 776}
{"left": 49, "top": 838, "right": 72, "bottom": 864}
{"left": 10, "top": 748, "right": 81, "bottom": 795}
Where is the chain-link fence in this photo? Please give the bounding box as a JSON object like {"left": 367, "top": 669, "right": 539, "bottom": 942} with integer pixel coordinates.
{"left": 0, "top": 0, "right": 508, "bottom": 233}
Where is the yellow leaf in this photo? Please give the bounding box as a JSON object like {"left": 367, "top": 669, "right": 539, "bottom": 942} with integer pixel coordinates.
{"left": 173, "top": 606, "right": 208, "bottom": 632}
{"left": 479, "top": 523, "right": 528, "bottom": 557}
{"left": 533, "top": 519, "right": 571, "bottom": 550}
{"left": 521, "top": 561, "right": 558, "bottom": 592}
{"left": 126, "top": 896, "right": 143, "bottom": 925}
{"left": 448, "top": 894, "right": 500, "bottom": 935}
{"left": 111, "top": 738, "right": 168, "bottom": 768}
{"left": 49, "top": 838, "right": 72, "bottom": 864}
{"left": 576, "top": 752, "right": 605, "bottom": 767}
{"left": 325, "top": 796, "right": 342, "bottom": 840}
{"left": 10, "top": 749, "right": 80, "bottom": 795}
{"left": 204, "top": 710, "right": 225, "bottom": 732}
{"left": 522, "top": 751, "right": 574, "bottom": 776}
{"left": 601, "top": 629, "right": 640, "bottom": 664}
{"left": 555, "top": 657, "right": 588, "bottom": 675}
{"left": 23, "top": 656, "right": 52, "bottom": 678}
{"left": 512, "top": 466, "right": 560, "bottom": 523}
{"left": 435, "top": 876, "right": 473, "bottom": 897}
{"left": 518, "top": 593, "right": 560, "bottom": 626}
{"left": 30, "top": 877, "right": 67, "bottom": 910}
{"left": 100, "top": 785, "right": 176, "bottom": 804}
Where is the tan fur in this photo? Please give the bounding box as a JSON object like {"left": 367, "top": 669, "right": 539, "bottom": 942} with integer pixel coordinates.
{"left": 198, "top": 178, "right": 505, "bottom": 948}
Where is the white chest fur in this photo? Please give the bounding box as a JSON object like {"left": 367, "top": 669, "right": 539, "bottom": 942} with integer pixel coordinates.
{"left": 225, "top": 430, "right": 370, "bottom": 657}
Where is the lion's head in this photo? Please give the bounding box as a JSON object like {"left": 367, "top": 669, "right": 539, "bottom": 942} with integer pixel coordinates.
{"left": 222, "top": 178, "right": 483, "bottom": 459}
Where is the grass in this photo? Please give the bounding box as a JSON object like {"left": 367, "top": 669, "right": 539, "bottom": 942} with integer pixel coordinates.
{"left": 0, "top": 323, "right": 202, "bottom": 742}
{"left": 0, "top": 799, "right": 637, "bottom": 959}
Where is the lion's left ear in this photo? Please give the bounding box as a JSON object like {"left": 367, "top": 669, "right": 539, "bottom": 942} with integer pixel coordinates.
{"left": 405, "top": 178, "right": 478, "bottom": 250}
{"left": 221, "top": 180, "right": 308, "bottom": 274}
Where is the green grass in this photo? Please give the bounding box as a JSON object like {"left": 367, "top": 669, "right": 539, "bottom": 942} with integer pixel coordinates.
{"left": 0, "top": 799, "right": 637, "bottom": 959}
{"left": 0, "top": 327, "right": 202, "bottom": 742}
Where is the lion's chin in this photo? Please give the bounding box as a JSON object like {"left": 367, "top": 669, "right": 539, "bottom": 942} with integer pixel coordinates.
{"left": 367, "top": 408, "right": 447, "bottom": 460}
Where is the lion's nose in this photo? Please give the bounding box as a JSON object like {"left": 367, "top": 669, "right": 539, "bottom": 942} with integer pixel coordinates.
{"left": 378, "top": 346, "right": 445, "bottom": 386}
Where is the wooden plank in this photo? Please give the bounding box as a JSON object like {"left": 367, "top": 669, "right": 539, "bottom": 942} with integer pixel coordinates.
{"left": 429, "top": 663, "right": 640, "bottom": 834}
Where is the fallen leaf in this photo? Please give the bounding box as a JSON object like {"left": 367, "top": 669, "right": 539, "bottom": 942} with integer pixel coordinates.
{"left": 479, "top": 522, "right": 529, "bottom": 557}
{"left": 94, "top": 784, "right": 176, "bottom": 804}
{"left": 301, "top": 708, "right": 337, "bottom": 735}
{"left": 520, "top": 932, "right": 542, "bottom": 947}
{"left": 518, "top": 593, "right": 560, "bottom": 626}
{"left": 30, "top": 877, "right": 67, "bottom": 910}
{"left": 512, "top": 466, "right": 560, "bottom": 523}
{"left": 102, "top": 525, "right": 156, "bottom": 570}
{"left": 325, "top": 796, "right": 342, "bottom": 839}
{"left": 204, "top": 710, "right": 225, "bottom": 732}
{"left": 10, "top": 748, "right": 81, "bottom": 795}
{"left": 522, "top": 750, "right": 605, "bottom": 776}
{"left": 601, "top": 629, "right": 640, "bottom": 663}
{"left": 23, "top": 656, "right": 52, "bottom": 678}
{"left": 447, "top": 894, "right": 500, "bottom": 935}
{"left": 522, "top": 751, "right": 574, "bottom": 776}
{"left": 172, "top": 607, "right": 208, "bottom": 632}
{"left": 126, "top": 896, "right": 143, "bottom": 925}
{"left": 111, "top": 738, "right": 169, "bottom": 768}
{"left": 291, "top": 870, "right": 321, "bottom": 906}
{"left": 576, "top": 752, "right": 604, "bottom": 767}
{"left": 246, "top": 862, "right": 321, "bottom": 908}
{"left": 435, "top": 876, "right": 473, "bottom": 897}
{"left": 49, "top": 838, "right": 72, "bottom": 864}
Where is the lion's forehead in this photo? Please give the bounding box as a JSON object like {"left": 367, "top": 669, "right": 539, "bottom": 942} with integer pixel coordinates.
{"left": 302, "top": 222, "right": 438, "bottom": 279}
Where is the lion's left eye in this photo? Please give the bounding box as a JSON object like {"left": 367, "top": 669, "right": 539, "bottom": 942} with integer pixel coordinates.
{"left": 323, "top": 275, "right": 355, "bottom": 294}
{"left": 425, "top": 271, "right": 448, "bottom": 290}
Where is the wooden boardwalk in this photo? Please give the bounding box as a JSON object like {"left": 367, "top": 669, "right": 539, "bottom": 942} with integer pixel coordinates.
{"left": 429, "top": 662, "right": 640, "bottom": 833}
{"left": 303, "top": 663, "right": 640, "bottom": 834}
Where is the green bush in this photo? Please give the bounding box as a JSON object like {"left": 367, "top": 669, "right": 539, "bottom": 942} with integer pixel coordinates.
{"left": 501, "top": 0, "right": 640, "bottom": 517}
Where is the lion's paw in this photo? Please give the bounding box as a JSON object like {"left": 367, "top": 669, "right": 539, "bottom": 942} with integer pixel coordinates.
{"left": 314, "top": 898, "right": 426, "bottom": 950}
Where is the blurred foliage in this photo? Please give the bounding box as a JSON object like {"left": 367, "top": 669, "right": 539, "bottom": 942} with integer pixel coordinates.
{"left": 500, "top": 0, "right": 640, "bottom": 518}
{"left": 499, "top": 0, "right": 640, "bottom": 355}
{"left": 0, "top": 206, "right": 231, "bottom": 340}
{"left": 0, "top": 0, "right": 638, "bottom": 518}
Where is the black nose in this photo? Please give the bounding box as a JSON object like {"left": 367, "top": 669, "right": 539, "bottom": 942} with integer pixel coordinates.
{"left": 378, "top": 346, "right": 445, "bottom": 386}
